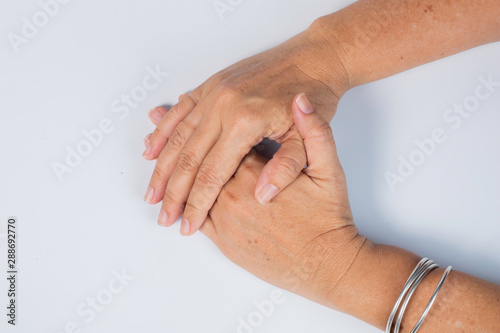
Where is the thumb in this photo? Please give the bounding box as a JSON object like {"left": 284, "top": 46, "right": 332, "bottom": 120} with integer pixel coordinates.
{"left": 254, "top": 131, "right": 306, "bottom": 204}
{"left": 292, "top": 93, "right": 340, "bottom": 182}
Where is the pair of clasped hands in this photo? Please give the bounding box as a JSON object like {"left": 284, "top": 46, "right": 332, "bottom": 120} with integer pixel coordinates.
{"left": 141, "top": 30, "right": 363, "bottom": 307}
{"left": 138, "top": 1, "right": 500, "bottom": 329}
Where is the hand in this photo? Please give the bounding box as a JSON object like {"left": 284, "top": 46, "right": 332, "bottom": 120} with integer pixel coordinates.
{"left": 143, "top": 24, "right": 349, "bottom": 236}
{"left": 199, "top": 94, "right": 367, "bottom": 306}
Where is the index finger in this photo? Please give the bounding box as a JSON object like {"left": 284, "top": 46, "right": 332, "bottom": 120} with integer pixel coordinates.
{"left": 179, "top": 129, "right": 260, "bottom": 236}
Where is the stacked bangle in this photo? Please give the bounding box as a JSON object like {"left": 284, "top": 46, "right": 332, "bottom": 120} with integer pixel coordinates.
{"left": 386, "top": 258, "right": 453, "bottom": 333}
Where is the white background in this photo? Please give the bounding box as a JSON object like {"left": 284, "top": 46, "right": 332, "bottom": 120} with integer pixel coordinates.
{"left": 0, "top": 0, "right": 499, "bottom": 332}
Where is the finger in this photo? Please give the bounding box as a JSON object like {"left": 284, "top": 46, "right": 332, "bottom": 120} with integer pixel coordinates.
{"left": 148, "top": 106, "right": 168, "bottom": 126}
{"left": 181, "top": 130, "right": 259, "bottom": 236}
{"left": 143, "top": 89, "right": 200, "bottom": 160}
{"left": 254, "top": 129, "right": 306, "bottom": 204}
{"left": 292, "top": 93, "right": 339, "bottom": 182}
{"left": 198, "top": 215, "right": 218, "bottom": 245}
{"left": 144, "top": 110, "right": 201, "bottom": 204}
{"left": 158, "top": 121, "right": 221, "bottom": 227}
{"left": 143, "top": 133, "right": 152, "bottom": 148}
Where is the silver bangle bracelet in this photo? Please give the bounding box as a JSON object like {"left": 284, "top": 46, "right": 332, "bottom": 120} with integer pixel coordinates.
{"left": 394, "top": 261, "right": 438, "bottom": 333}
{"left": 386, "top": 258, "right": 433, "bottom": 333}
{"left": 386, "top": 259, "right": 452, "bottom": 333}
{"left": 410, "top": 266, "right": 453, "bottom": 333}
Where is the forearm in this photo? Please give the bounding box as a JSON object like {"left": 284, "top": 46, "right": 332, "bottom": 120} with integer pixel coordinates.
{"left": 327, "top": 240, "right": 500, "bottom": 331}
{"left": 308, "top": 0, "right": 500, "bottom": 88}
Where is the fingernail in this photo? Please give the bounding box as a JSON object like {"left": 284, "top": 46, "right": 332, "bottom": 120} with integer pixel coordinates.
{"left": 258, "top": 184, "right": 279, "bottom": 204}
{"left": 144, "top": 186, "right": 154, "bottom": 204}
{"left": 143, "top": 133, "right": 152, "bottom": 147}
{"left": 158, "top": 209, "right": 169, "bottom": 227}
{"left": 180, "top": 218, "right": 190, "bottom": 236}
{"left": 142, "top": 143, "right": 151, "bottom": 157}
{"left": 148, "top": 107, "right": 164, "bottom": 124}
{"left": 296, "top": 93, "right": 314, "bottom": 114}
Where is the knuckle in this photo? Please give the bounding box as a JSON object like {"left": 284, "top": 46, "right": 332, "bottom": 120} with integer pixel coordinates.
{"left": 177, "top": 151, "right": 199, "bottom": 174}
{"left": 168, "top": 127, "right": 188, "bottom": 152}
{"left": 196, "top": 165, "right": 224, "bottom": 189}
{"left": 310, "top": 123, "right": 334, "bottom": 144}
{"left": 213, "top": 83, "right": 243, "bottom": 110}
{"left": 276, "top": 155, "right": 303, "bottom": 179}
{"left": 163, "top": 187, "right": 182, "bottom": 205}
{"left": 184, "top": 200, "right": 204, "bottom": 215}
{"left": 187, "top": 90, "right": 199, "bottom": 104}
{"left": 218, "top": 84, "right": 239, "bottom": 100}
{"left": 152, "top": 126, "right": 163, "bottom": 139}
{"left": 166, "top": 98, "right": 194, "bottom": 121}
{"left": 232, "top": 111, "right": 255, "bottom": 131}
{"left": 225, "top": 110, "right": 261, "bottom": 138}
{"left": 152, "top": 165, "right": 167, "bottom": 180}
{"left": 211, "top": 82, "right": 264, "bottom": 135}
{"left": 177, "top": 94, "right": 194, "bottom": 110}
{"left": 166, "top": 103, "right": 181, "bottom": 120}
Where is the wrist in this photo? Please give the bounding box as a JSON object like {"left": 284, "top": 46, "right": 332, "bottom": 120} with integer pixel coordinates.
{"left": 305, "top": 15, "right": 357, "bottom": 92}
{"left": 298, "top": 226, "right": 369, "bottom": 309}
{"left": 328, "top": 241, "right": 422, "bottom": 329}
{"left": 294, "top": 18, "right": 352, "bottom": 98}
